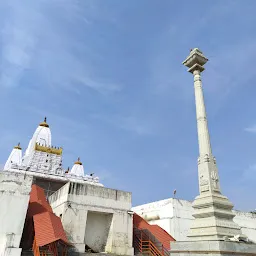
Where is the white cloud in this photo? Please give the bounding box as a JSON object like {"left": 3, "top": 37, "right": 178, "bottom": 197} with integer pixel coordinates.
{"left": 244, "top": 125, "right": 256, "bottom": 133}
{"left": 0, "top": 1, "right": 122, "bottom": 94}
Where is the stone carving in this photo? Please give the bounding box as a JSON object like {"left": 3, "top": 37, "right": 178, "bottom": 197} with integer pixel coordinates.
{"left": 204, "top": 154, "right": 210, "bottom": 162}
{"left": 200, "top": 179, "right": 208, "bottom": 186}
{"left": 211, "top": 171, "right": 219, "bottom": 189}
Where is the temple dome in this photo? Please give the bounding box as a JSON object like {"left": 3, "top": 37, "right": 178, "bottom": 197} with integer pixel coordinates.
{"left": 70, "top": 157, "right": 85, "bottom": 177}
{"left": 4, "top": 143, "right": 22, "bottom": 170}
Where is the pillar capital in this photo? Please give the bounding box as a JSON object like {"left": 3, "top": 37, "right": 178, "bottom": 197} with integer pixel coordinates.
{"left": 183, "top": 48, "right": 208, "bottom": 73}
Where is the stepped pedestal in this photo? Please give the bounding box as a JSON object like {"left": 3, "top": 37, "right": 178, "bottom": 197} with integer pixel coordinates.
{"left": 170, "top": 240, "right": 256, "bottom": 256}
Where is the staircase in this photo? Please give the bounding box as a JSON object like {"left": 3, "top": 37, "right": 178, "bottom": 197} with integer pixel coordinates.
{"left": 21, "top": 249, "right": 34, "bottom": 256}
{"left": 133, "top": 227, "right": 169, "bottom": 256}
{"left": 22, "top": 248, "right": 54, "bottom": 256}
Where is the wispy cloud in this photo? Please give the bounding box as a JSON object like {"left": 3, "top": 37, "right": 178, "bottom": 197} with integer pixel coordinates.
{"left": 0, "top": 2, "right": 36, "bottom": 88}
{"left": 91, "top": 114, "right": 153, "bottom": 135}
{"left": 244, "top": 125, "right": 256, "bottom": 133}
{"left": 0, "top": 1, "right": 122, "bottom": 94}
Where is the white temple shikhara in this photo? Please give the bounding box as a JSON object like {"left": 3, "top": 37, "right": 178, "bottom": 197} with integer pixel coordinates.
{"left": 3, "top": 117, "right": 102, "bottom": 187}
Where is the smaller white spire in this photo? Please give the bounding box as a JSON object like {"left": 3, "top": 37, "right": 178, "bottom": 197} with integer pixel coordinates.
{"left": 4, "top": 143, "right": 22, "bottom": 170}
{"left": 70, "top": 157, "right": 85, "bottom": 177}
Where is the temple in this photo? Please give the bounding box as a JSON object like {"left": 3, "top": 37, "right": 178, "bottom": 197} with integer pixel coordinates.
{"left": 3, "top": 117, "right": 102, "bottom": 197}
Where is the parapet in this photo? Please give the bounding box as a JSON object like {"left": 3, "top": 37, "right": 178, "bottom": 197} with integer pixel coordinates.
{"left": 35, "top": 143, "right": 63, "bottom": 155}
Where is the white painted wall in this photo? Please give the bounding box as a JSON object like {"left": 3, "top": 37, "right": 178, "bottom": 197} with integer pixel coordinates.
{"left": 49, "top": 182, "right": 134, "bottom": 256}
{"left": 132, "top": 198, "right": 256, "bottom": 243}
{"left": 84, "top": 212, "right": 113, "bottom": 252}
{"left": 0, "top": 172, "right": 33, "bottom": 256}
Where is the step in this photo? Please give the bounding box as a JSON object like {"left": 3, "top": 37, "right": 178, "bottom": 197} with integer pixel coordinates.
{"left": 21, "top": 250, "right": 34, "bottom": 256}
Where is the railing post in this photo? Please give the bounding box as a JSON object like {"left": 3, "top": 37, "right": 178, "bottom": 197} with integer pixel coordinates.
{"left": 140, "top": 231, "right": 142, "bottom": 252}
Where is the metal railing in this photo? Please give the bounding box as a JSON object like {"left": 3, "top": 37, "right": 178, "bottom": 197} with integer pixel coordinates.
{"left": 133, "top": 227, "right": 169, "bottom": 256}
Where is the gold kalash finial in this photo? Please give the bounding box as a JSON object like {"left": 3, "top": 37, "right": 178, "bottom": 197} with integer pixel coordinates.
{"left": 74, "top": 157, "right": 82, "bottom": 165}
{"left": 39, "top": 117, "right": 49, "bottom": 128}
{"left": 14, "top": 142, "right": 22, "bottom": 150}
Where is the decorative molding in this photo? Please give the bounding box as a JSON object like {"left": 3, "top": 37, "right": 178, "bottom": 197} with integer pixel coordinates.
{"left": 211, "top": 171, "right": 219, "bottom": 189}
{"left": 35, "top": 143, "right": 63, "bottom": 155}
{"left": 200, "top": 185, "right": 209, "bottom": 192}
{"left": 203, "top": 154, "right": 210, "bottom": 162}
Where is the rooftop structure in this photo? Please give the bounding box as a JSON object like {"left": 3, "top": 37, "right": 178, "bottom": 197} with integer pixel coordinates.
{"left": 2, "top": 118, "right": 103, "bottom": 197}
{"left": 132, "top": 197, "right": 256, "bottom": 243}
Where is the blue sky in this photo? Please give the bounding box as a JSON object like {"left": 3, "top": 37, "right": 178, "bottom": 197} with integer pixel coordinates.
{"left": 0, "top": 0, "right": 256, "bottom": 211}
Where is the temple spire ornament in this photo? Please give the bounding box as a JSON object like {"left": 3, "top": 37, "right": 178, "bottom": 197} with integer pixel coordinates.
{"left": 182, "top": 48, "right": 244, "bottom": 241}
{"left": 39, "top": 116, "right": 49, "bottom": 128}
{"left": 74, "top": 157, "right": 82, "bottom": 165}
{"left": 14, "top": 142, "right": 22, "bottom": 150}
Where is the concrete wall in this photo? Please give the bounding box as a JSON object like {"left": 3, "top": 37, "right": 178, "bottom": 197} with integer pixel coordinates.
{"left": 84, "top": 212, "right": 113, "bottom": 252}
{"left": 132, "top": 198, "right": 256, "bottom": 243}
{"left": 233, "top": 210, "right": 256, "bottom": 242}
{"left": 0, "top": 172, "right": 33, "bottom": 256}
{"left": 49, "top": 182, "right": 134, "bottom": 256}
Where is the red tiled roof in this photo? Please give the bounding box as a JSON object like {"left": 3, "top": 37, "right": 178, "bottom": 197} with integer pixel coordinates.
{"left": 34, "top": 212, "right": 69, "bottom": 246}
{"left": 29, "top": 185, "right": 53, "bottom": 213}
{"left": 25, "top": 185, "right": 70, "bottom": 247}
{"left": 133, "top": 213, "right": 175, "bottom": 250}
{"left": 133, "top": 212, "right": 149, "bottom": 230}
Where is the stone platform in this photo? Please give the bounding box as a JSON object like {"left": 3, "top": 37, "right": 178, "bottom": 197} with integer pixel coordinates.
{"left": 170, "top": 240, "right": 256, "bottom": 256}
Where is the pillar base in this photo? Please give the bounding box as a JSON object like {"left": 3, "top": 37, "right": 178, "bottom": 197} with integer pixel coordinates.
{"left": 188, "top": 192, "right": 244, "bottom": 241}
{"left": 170, "top": 240, "right": 256, "bottom": 256}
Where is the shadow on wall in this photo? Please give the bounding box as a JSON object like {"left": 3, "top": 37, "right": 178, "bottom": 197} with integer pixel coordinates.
{"left": 84, "top": 211, "right": 113, "bottom": 252}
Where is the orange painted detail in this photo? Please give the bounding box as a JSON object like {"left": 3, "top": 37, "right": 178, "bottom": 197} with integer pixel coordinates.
{"left": 133, "top": 213, "right": 175, "bottom": 251}
{"left": 33, "top": 211, "right": 69, "bottom": 246}
{"left": 27, "top": 185, "right": 53, "bottom": 217}
{"left": 150, "top": 225, "right": 174, "bottom": 250}
{"left": 21, "top": 184, "right": 71, "bottom": 254}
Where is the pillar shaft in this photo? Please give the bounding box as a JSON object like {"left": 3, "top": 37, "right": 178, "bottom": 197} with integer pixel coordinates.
{"left": 193, "top": 70, "right": 212, "bottom": 157}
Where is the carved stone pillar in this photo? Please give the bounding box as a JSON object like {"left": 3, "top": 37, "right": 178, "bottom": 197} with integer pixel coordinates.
{"left": 182, "top": 48, "right": 243, "bottom": 241}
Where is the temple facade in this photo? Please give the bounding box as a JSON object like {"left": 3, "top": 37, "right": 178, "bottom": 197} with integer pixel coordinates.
{"left": 0, "top": 118, "right": 134, "bottom": 256}
{"left": 2, "top": 118, "right": 103, "bottom": 197}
